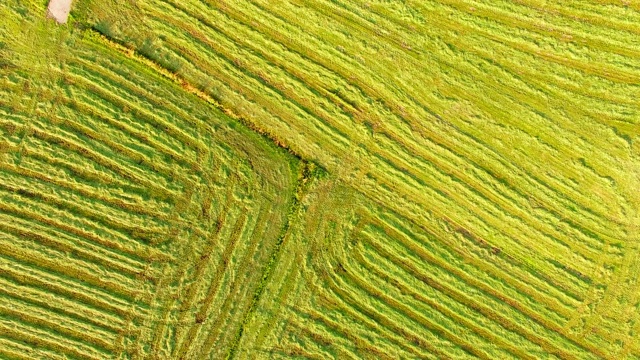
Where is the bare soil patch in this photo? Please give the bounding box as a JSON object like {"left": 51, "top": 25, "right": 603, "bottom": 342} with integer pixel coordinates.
{"left": 47, "top": 0, "right": 72, "bottom": 24}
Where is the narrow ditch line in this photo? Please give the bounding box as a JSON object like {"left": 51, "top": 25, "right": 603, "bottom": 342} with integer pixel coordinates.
{"left": 84, "top": 27, "right": 329, "bottom": 358}
{"left": 225, "top": 162, "right": 320, "bottom": 360}
{"left": 85, "top": 28, "right": 324, "bottom": 172}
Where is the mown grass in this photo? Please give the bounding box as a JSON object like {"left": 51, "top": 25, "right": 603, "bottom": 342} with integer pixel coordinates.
{"left": 2, "top": 0, "right": 640, "bottom": 358}
{"left": 1, "top": 2, "right": 305, "bottom": 359}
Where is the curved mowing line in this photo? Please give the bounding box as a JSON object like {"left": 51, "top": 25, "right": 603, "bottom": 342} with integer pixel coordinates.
{"left": 365, "top": 212, "right": 583, "bottom": 315}
{"left": 353, "top": 176, "right": 593, "bottom": 302}
{"left": 189, "top": 0, "right": 624, "bottom": 266}
{"left": 358, "top": 228, "right": 605, "bottom": 358}
{"left": 173, "top": 212, "right": 249, "bottom": 359}
{"left": 152, "top": 0, "right": 600, "bottom": 263}
{"left": 193, "top": 201, "right": 285, "bottom": 359}
{"left": 152, "top": 0, "right": 624, "bottom": 256}
{"left": 239, "top": 0, "right": 631, "bottom": 229}
{"left": 335, "top": 254, "right": 497, "bottom": 359}
{"left": 4, "top": 1, "right": 637, "bottom": 358}
{"left": 223, "top": 163, "right": 312, "bottom": 359}
{"left": 354, "top": 240, "right": 543, "bottom": 359}
{"left": 315, "top": 259, "right": 462, "bottom": 359}
{"left": 290, "top": 298, "right": 435, "bottom": 359}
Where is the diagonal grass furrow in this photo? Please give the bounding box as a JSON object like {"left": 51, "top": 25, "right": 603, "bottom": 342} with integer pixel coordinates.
{"left": 2, "top": 0, "right": 639, "bottom": 358}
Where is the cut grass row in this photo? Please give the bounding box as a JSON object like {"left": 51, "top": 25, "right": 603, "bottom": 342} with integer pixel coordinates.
{"left": 92, "top": 0, "right": 634, "bottom": 280}
{"left": 2, "top": 0, "right": 638, "bottom": 358}
{"left": 1, "top": 6, "right": 302, "bottom": 358}
{"left": 268, "top": 190, "right": 607, "bottom": 358}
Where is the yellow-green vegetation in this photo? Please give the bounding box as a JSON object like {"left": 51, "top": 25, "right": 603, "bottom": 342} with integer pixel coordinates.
{"left": 1, "top": 0, "right": 640, "bottom": 359}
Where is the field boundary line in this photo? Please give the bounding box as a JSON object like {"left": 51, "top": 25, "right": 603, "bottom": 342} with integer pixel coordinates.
{"left": 85, "top": 29, "right": 321, "bottom": 169}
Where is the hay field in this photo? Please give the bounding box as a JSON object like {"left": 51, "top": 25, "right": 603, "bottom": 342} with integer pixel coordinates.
{"left": 1, "top": 0, "right": 639, "bottom": 358}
